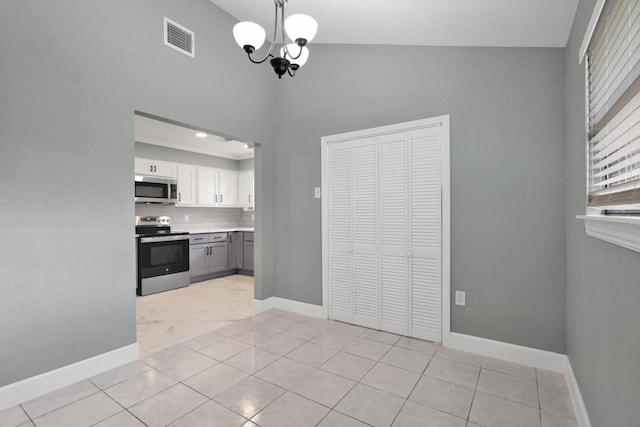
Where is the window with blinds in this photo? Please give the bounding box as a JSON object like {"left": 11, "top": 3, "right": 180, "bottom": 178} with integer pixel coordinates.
{"left": 587, "top": 0, "right": 640, "bottom": 213}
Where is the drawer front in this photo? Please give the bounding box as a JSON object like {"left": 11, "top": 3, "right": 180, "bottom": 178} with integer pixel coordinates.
{"left": 244, "top": 232, "right": 254, "bottom": 242}
{"left": 189, "top": 234, "right": 209, "bottom": 244}
{"left": 210, "top": 232, "right": 228, "bottom": 242}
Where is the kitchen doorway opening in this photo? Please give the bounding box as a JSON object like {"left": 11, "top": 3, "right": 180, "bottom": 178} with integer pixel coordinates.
{"left": 133, "top": 112, "right": 261, "bottom": 355}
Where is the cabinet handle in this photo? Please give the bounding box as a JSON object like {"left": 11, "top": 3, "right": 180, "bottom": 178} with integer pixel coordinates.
{"left": 178, "top": 192, "right": 181, "bottom": 202}
{"left": 215, "top": 194, "right": 218, "bottom": 203}
{"left": 249, "top": 195, "right": 252, "bottom": 203}
{"left": 149, "top": 165, "right": 153, "bottom": 172}
{"left": 220, "top": 194, "right": 223, "bottom": 203}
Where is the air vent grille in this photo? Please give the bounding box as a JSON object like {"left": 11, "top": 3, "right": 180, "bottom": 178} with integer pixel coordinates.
{"left": 164, "top": 17, "right": 194, "bottom": 58}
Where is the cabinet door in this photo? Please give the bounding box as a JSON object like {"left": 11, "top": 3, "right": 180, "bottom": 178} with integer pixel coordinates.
{"left": 189, "top": 244, "right": 209, "bottom": 278}
{"left": 196, "top": 167, "right": 218, "bottom": 206}
{"left": 176, "top": 165, "right": 195, "bottom": 206}
{"left": 134, "top": 158, "right": 156, "bottom": 176}
{"left": 238, "top": 170, "right": 254, "bottom": 207}
{"left": 152, "top": 160, "right": 176, "bottom": 179}
{"left": 209, "top": 242, "right": 229, "bottom": 273}
{"left": 229, "top": 232, "right": 244, "bottom": 269}
{"left": 218, "top": 169, "right": 238, "bottom": 207}
{"left": 243, "top": 241, "right": 254, "bottom": 271}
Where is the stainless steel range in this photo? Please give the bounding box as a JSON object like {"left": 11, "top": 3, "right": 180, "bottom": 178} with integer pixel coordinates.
{"left": 136, "top": 216, "right": 190, "bottom": 296}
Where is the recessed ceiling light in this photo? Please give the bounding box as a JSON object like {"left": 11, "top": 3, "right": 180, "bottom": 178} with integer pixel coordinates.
{"left": 195, "top": 132, "right": 207, "bottom": 138}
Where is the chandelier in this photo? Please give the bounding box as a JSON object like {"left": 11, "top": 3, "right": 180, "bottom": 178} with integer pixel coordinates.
{"left": 232, "top": 0, "right": 318, "bottom": 79}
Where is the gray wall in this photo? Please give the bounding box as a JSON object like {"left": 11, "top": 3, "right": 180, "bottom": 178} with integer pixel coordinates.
{"left": 135, "top": 141, "right": 240, "bottom": 170}
{"left": 564, "top": 1, "right": 640, "bottom": 425}
{"left": 274, "top": 45, "right": 567, "bottom": 352}
{"left": 0, "top": 0, "right": 274, "bottom": 387}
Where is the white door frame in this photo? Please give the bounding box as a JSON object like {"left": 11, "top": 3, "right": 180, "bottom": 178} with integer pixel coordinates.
{"left": 320, "top": 115, "right": 451, "bottom": 344}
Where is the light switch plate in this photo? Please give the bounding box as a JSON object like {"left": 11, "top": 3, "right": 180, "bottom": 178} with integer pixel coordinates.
{"left": 455, "top": 291, "right": 466, "bottom": 306}
{"left": 314, "top": 187, "right": 321, "bottom": 198}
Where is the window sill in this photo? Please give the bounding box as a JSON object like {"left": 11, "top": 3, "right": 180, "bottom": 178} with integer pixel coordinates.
{"left": 576, "top": 215, "right": 640, "bottom": 253}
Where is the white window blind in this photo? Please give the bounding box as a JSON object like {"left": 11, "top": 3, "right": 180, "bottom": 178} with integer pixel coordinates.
{"left": 587, "top": 0, "right": 640, "bottom": 211}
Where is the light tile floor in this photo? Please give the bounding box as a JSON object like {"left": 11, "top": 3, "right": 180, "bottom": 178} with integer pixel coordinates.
{"left": 1, "top": 309, "right": 578, "bottom": 427}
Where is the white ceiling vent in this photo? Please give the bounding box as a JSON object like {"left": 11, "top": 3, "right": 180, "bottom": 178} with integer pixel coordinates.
{"left": 164, "top": 17, "right": 195, "bottom": 58}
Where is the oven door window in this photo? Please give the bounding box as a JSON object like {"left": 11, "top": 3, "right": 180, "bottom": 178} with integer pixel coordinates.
{"left": 139, "top": 240, "right": 189, "bottom": 278}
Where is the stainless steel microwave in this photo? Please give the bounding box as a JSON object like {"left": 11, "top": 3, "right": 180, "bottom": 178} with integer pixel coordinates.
{"left": 134, "top": 176, "right": 178, "bottom": 204}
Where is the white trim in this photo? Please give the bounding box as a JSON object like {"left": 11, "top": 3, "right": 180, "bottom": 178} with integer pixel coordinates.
{"left": 577, "top": 215, "right": 640, "bottom": 253}
{"left": 321, "top": 115, "right": 451, "bottom": 344}
{"left": 254, "top": 297, "right": 325, "bottom": 319}
{"left": 579, "top": 0, "right": 606, "bottom": 63}
{"left": 0, "top": 343, "right": 139, "bottom": 411}
{"left": 446, "top": 332, "right": 567, "bottom": 372}
{"left": 564, "top": 358, "right": 593, "bottom": 427}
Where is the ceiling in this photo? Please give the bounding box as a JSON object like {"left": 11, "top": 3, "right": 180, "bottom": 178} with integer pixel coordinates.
{"left": 211, "top": 0, "right": 579, "bottom": 48}
{"left": 134, "top": 115, "right": 254, "bottom": 160}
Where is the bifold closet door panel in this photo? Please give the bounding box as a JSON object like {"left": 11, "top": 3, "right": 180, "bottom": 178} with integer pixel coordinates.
{"left": 327, "top": 141, "right": 352, "bottom": 323}
{"left": 351, "top": 137, "right": 378, "bottom": 329}
{"left": 379, "top": 132, "right": 409, "bottom": 336}
{"left": 409, "top": 126, "right": 442, "bottom": 342}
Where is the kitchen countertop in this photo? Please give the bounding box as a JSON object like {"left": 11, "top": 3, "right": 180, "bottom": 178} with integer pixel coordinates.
{"left": 173, "top": 226, "right": 254, "bottom": 234}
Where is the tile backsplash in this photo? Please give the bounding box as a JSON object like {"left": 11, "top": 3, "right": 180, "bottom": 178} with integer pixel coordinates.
{"left": 135, "top": 204, "right": 254, "bottom": 228}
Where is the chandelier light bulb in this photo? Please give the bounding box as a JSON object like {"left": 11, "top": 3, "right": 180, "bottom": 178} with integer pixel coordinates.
{"left": 233, "top": 22, "right": 266, "bottom": 52}
{"left": 281, "top": 44, "right": 309, "bottom": 67}
{"left": 284, "top": 14, "right": 317, "bottom": 45}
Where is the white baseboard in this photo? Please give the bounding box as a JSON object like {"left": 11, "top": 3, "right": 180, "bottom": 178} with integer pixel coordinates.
{"left": 446, "top": 332, "right": 591, "bottom": 427}
{"left": 253, "top": 297, "right": 324, "bottom": 319}
{"left": 564, "top": 357, "right": 592, "bottom": 427}
{"left": 0, "top": 343, "right": 139, "bottom": 411}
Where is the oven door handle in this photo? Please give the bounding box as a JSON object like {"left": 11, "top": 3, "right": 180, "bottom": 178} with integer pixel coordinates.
{"left": 140, "top": 235, "right": 190, "bottom": 243}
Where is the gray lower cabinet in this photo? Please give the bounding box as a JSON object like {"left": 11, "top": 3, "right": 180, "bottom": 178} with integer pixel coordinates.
{"left": 189, "top": 233, "right": 229, "bottom": 281}
{"left": 228, "top": 232, "right": 244, "bottom": 270}
{"left": 243, "top": 232, "right": 254, "bottom": 271}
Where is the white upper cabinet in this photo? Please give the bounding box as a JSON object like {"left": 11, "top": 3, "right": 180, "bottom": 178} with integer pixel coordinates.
{"left": 176, "top": 164, "right": 195, "bottom": 206}
{"left": 134, "top": 157, "right": 176, "bottom": 179}
{"left": 238, "top": 170, "right": 255, "bottom": 208}
{"left": 196, "top": 166, "right": 239, "bottom": 207}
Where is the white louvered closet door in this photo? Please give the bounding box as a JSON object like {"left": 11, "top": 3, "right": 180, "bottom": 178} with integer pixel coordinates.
{"left": 379, "top": 132, "right": 409, "bottom": 335}
{"left": 408, "top": 126, "right": 442, "bottom": 342}
{"left": 327, "top": 141, "right": 352, "bottom": 323}
{"left": 351, "top": 137, "right": 379, "bottom": 329}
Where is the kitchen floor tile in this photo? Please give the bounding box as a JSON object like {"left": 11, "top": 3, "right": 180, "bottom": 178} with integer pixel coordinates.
{"left": 381, "top": 346, "right": 431, "bottom": 373}
{"left": 343, "top": 338, "right": 392, "bottom": 361}
{"left": 424, "top": 357, "right": 480, "bottom": 389}
{"left": 180, "top": 331, "right": 226, "bottom": 350}
{"left": 254, "top": 357, "right": 315, "bottom": 389}
{"left": 360, "top": 329, "right": 401, "bottom": 345}
{"left": 476, "top": 369, "right": 539, "bottom": 408}
{"left": 291, "top": 369, "right": 356, "bottom": 407}
{"left": 539, "top": 384, "right": 576, "bottom": 419}
{"left": 198, "top": 338, "right": 251, "bottom": 361}
{"left": 320, "top": 351, "right": 376, "bottom": 381}
{"left": 482, "top": 357, "right": 536, "bottom": 381}
{"left": 409, "top": 376, "right": 474, "bottom": 419}
{"left": 224, "top": 347, "right": 281, "bottom": 374}
{"left": 182, "top": 363, "right": 249, "bottom": 398}
{"left": 31, "top": 392, "right": 121, "bottom": 427}
{"left": 317, "top": 411, "right": 370, "bottom": 427}
{"left": 392, "top": 400, "right": 466, "bottom": 427}
{"left": 94, "top": 410, "right": 148, "bottom": 427}
{"left": 256, "top": 333, "right": 306, "bottom": 355}
{"left": 168, "top": 400, "right": 246, "bottom": 427}
{"left": 286, "top": 341, "right": 339, "bottom": 367}
{"left": 213, "top": 376, "right": 286, "bottom": 418}
{"left": 17, "top": 422, "right": 35, "bottom": 427}
{"left": 21, "top": 380, "right": 99, "bottom": 419}
{"left": 104, "top": 369, "right": 177, "bottom": 408}
{"left": 360, "top": 362, "right": 420, "bottom": 398}
{"left": 142, "top": 345, "right": 194, "bottom": 368}
{"left": 331, "top": 322, "right": 368, "bottom": 336}
{"left": 282, "top": 323, "right": 324, "bottom": 341}
{"left": 0, "top": 405, "right": 29, "bottom": 426}
{"left": 469, "top": 392, "right": 540, "bottom": 427}
{"left": 335, "top": 384, "right": 406, "bottom": 427}
{"left": 258, "top": 317, "right": 299, "bottom": 333}
{"left": 231, "top": 329, "right": 277, "bottom": 346}
{"left": 302, "top": 317, "right": 340, "bottom": 330}
{"left": 90, "top": 361, "right": 153, "bottom": 390}
{"left": 435, "top": 347, "right": 483, "bottom": 367}
{"left": 153, "top": 351, "right": 218, "bottom": 381}
{"left": 541, "top": 411, "right": 578, "bottom": 427}
{"left": 129, "top": 383, "right": 208, "bottom": 427}
{"left": 251, "top": 391, "right": 330, "bottom": 427}
{"left": 311, "top": 330, "right": 358, "bottom": 350}
{"left": 395, "top": 337, "right": 439, "bottom": 355}
{"left": 537, "top": 369, "right": 569, "bottom": 390}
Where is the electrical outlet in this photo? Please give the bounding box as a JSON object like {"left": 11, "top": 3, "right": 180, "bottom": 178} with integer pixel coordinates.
{"left": 314, "top": 187, "right": 321, "bottom": 199}
{"left": 455, "top": 291, "right": 466, "bottom": 307}
{"left": 184, "top": 214, "right": 189, "bottom": 223}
